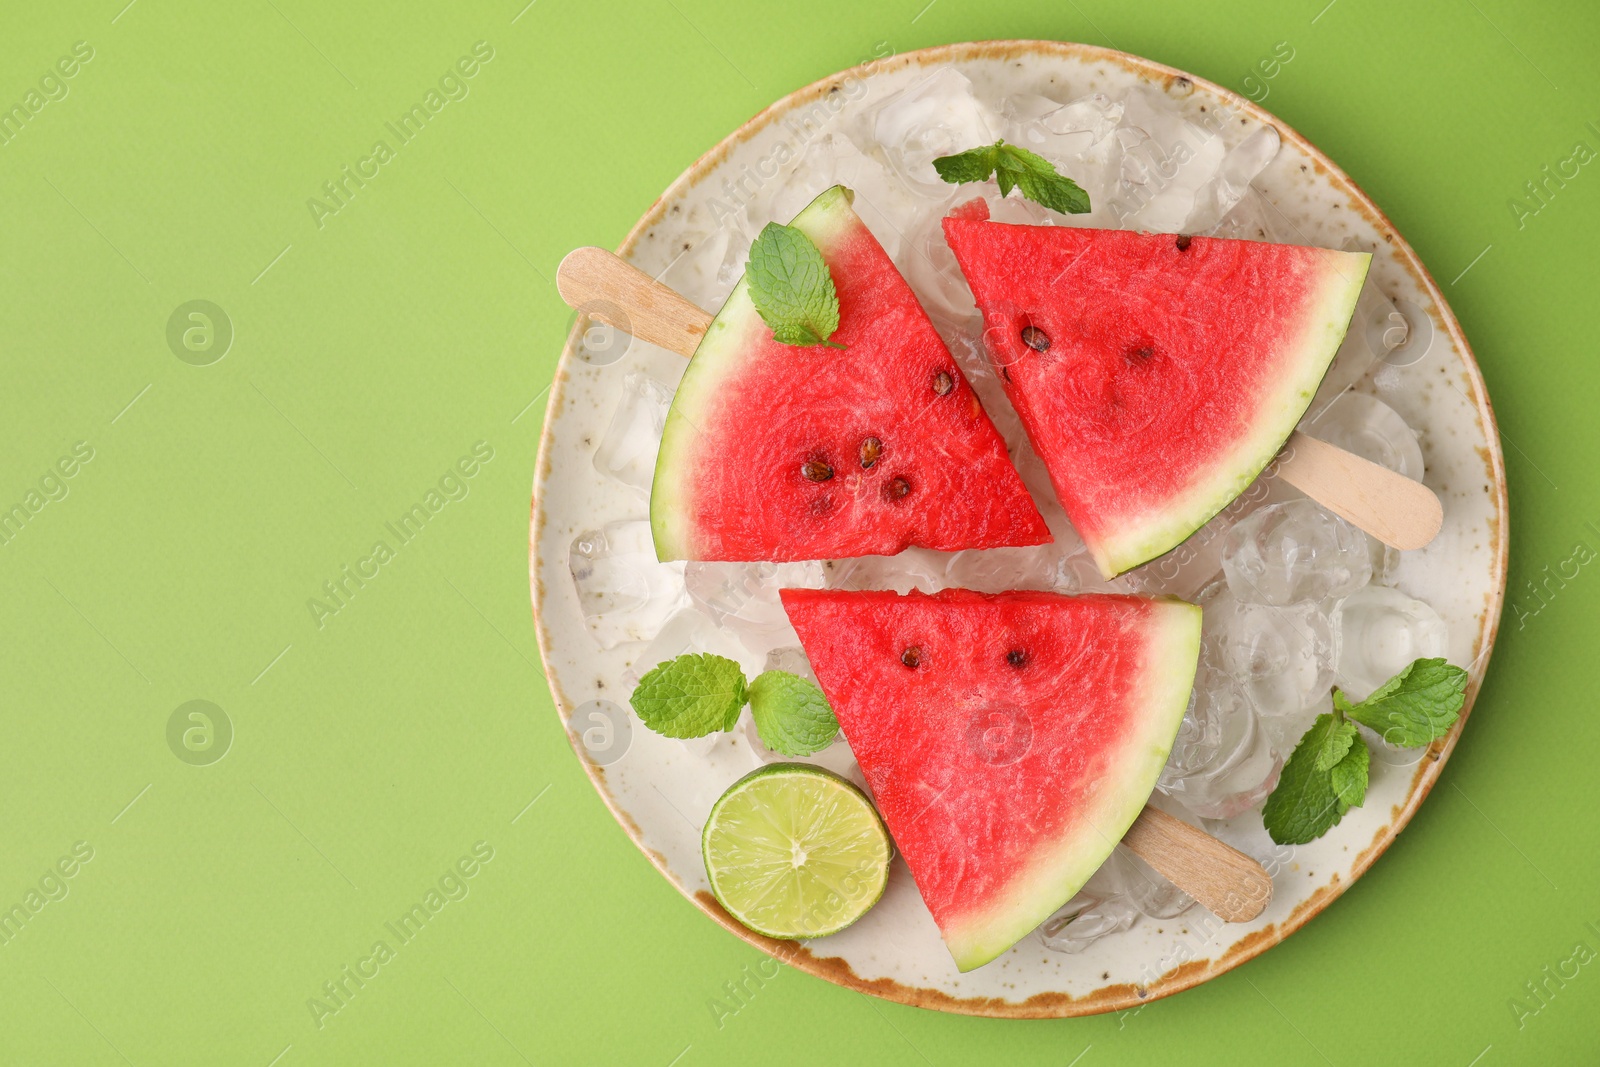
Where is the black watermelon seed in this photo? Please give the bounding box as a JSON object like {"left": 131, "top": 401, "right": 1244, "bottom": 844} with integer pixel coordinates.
{"left": 1007, "top": 649, "right": 1028, "bottom": 667}
{"left": 1021, "top": 325, "right": 1050, "bottom": 352}
{"left": 932, "top": 370, "right": 954, "bottom": 395}
{"left": 1175, "top": 234, "right": 1192, "bottom": 251}
{"left": 802, "top": 459, "right": 834, "bottom": 482}
{"left": 858, "top": 436, "right": 883, "bottom": 469}
{"left": 901, "top": 647, "right": 922, "bottom": 668}
{"left": 885, "top": 477, "right": 911, "bottom": 501}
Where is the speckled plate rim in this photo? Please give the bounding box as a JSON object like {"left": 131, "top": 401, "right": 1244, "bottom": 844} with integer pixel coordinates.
{"left": 529, "top": 39, "right": 1510, "bottom": 1018}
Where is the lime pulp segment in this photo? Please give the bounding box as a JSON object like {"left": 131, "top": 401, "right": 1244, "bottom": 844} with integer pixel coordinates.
{"left": 701, "top": 764, "right": 891, "bottom": 941}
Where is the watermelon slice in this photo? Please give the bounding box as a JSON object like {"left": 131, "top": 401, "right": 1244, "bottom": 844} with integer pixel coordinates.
{"left": 942, "top": 207, "right": 1370, "bottom": 578}
{"left": 780, "top": 587, "right": 1201, "bottom": 971}
{"left": 651, "top": 187, "right": 1048, "bottom": 562}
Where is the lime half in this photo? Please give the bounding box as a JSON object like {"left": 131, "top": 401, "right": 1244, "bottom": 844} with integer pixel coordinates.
{"left": 702, "top": 764, "right": 891, "bottom": 940}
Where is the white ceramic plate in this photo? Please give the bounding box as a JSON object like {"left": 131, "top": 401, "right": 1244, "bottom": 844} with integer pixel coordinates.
{"left": 529, "top": 41, "right": 1507, "bottom": 1017}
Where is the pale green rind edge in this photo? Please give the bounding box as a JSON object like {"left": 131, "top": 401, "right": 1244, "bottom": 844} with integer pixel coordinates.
{"left": 650, "top": 186, "right": 858, "bottom": 561}
{"left": 1091, "top": 250, "right": 1374, "bottom": 578}
{"left": 941, "top": 600, "right": 1204, "bottom": 972}
{"left": 700, "top": 762, "right": 891, "bottom": 941}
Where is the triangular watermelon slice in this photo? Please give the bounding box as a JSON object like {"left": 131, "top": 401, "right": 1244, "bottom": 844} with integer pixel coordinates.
{"left": 943, "top": 207, "right": 1370, "bottom": 577}
{"left": 651, "top": 187, "right": 1048, "bottom": 562}
{"left": 780, "top": 587, "right": 1201, "bottom": 971}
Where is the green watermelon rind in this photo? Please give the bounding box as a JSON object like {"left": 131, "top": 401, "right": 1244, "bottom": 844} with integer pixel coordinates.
{"left": 650, "top": 186, "right": 858, "bottom": 561}
{"left": 941, "top": 599, "right": 1204, "bottom": 972}
{"left": 1092, "top": 250, "right": 1372, "bottom": 578}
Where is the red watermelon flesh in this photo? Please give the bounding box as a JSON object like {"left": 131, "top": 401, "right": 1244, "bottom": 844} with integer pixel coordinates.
{"left": 942, "top": 206, "right": 1370, "bottom": 578}
{"left": 780, "top": 587, "right": 1201, "bottom": 971}
{"left": 651, "top": 187, "right": 1048, "bottom": 562}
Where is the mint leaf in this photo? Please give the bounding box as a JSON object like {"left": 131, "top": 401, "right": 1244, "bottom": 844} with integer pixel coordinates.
{"left": 1329, "top": 737, "right": 1369, "bottom": 809}
{"left": 1339, "top": 658, "right": 1468, "bottom": 748}
{"left": 1014, "top": 163, "right": 1093, "bottom": 215}
{"left": 745, "top": 223, "right": 844, "bottom": 349}
{"left": 630, "top": 653, "right": 748, "bottom": 739}
{"left": 932, "top": 144, "right": 998, "bottom": 184}
{"left": 1262, "top": 713, "right": 1352, "bottom": 845}
{"left": 1313, "top": 717, "right": 1359, "bottom": 774}
{"left": 932, "top": 139, "right": 1092, "bottom": 215}
{"left": 748, "top": 671, "right": 838, "bottom": 756}
{"left": 992, "top": 146, "right": 1027, "bottom": 198}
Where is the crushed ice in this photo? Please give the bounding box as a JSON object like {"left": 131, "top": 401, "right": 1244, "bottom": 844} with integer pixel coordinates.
{"left": 571, "top": 65, "right": 1450, "bottom": 954}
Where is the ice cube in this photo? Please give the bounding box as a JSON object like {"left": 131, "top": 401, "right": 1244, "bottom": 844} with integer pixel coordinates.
{"left": 1044, "top": 93, "right": 1124, "bottom": 145}
{"left": 1207, "top": 583, "right": 1338, "bottom": 720}
{"left": 1011, "top": 93, "right": 1128, "bottom": 229}
{"left": 1332, "top": 585, "right": 1449, "bottom": 701}
{"left": 1256, "top": 698, "right": 1325, "bottom": 761}
{"left": 592, "top": 373, "right": 674, "bottom": 496}
{"left": 763, "top": 645, "right": 817, "bottom": 683}
{"left": 1124, "top": 508, "right": 1233, "bottom": 600}
{"left": 1222, "top": 500, "right": 1371, "bottom": 606}
{"left": 870, "top": 67, "right": 1002, "bottom": 198}
{"left": 683, "top": 559, "right": 826, "bottom": 658}
{"left": 1004, "top": 94, "right": 1095, "bottom": 177}
{"left": 1307, "top": 392, "right": 1424, "bottom": 480}
{"left": 1187, "top": 123, "right": 1280, "bottom": 233}
{"left": 1157, "top": 658, "right": 1282, "bottom": 819}
{"left": 1055, "top": 544, "right": 1139, "bottom": 594}
{"left": 1203, "top": 187, "right": 1283, "bottom": 242}
{"left": 826, "top": 547, "right": 947, "bottom": 594}
{"left": 655, "top": 226, "right": 736, "bottom": 311}
{"left": 569, "top": 521, "right": 688, "bottom": 650}
{"left": 1037, "top": 877, "right": 1139, "bottom": 953}
{"left": 1110, "top": 88, "right": 1226, "bottom": 233}
{"left": 1123, "top": 473, "right": 1287, "bottom": 600}
{"left": 941, "top": 542, "right": 1075, "bottom": 594}
{"left": 1000, "top": 91, "right": 1067, "bottom": 132}
{"left": 764, "top": 135, "right": 913, "bottom": 261}
{"left": 897, "top": 192, "right": 980, "bottom": 328}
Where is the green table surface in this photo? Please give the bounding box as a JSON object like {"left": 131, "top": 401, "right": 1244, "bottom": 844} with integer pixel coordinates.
{"left": 2, "top": 0, "right": 1596, "bottom": 1063}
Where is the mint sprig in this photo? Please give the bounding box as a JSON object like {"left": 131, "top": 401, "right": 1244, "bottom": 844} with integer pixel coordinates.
{"left": 749, "top": 670, "right": 838, "bottom": 756}
{"left": 933, "top": 140, "right": 1091, "bottom": 215}
{"left": 1336, "top": 658, "right": 1468, "bottom": 748}
{"left": 1262, "top": 657, "right": 1467, "bottom": 846}
{"left": 629, "top": 653, "right": 839, "bottom": 754}
{"left": 745, "top": 223, "right": 845, "bottom": 349}
{"left": 1262, "top": 713, "right": 1356, "bottom": 845}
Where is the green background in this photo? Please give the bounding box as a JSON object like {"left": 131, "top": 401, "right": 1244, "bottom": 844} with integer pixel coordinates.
{"left": 1, "top": 0, "right": 1595, "bottom": 1063}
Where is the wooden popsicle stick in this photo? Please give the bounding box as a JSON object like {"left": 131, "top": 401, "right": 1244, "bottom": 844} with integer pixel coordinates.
{"left": 556, "top": 245, "right": 1444, "bottom": 552}
{"left": 557, "top": 246, "right": 710, "bottom": 356}
{"left": 1275, "top": 430, "right": 1444, "bottom": 550}
{"left": 1122, "top": 806, "right": 1273, "bottom": 922}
